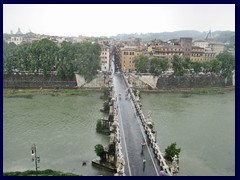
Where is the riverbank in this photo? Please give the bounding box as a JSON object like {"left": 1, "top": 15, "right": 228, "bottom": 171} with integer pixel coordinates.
{"left": 3, "top": 86, "right": 234, "bottom": 98}
{"left": 3, "top": 169, "right": 80, "bottom": 176}
{"left": 3, "top": 88, "right": 104, "bottom": 97}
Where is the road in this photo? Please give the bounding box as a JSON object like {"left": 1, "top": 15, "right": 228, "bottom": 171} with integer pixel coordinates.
{"left": 113, "top": 71, "right": 161, "bottom": 176}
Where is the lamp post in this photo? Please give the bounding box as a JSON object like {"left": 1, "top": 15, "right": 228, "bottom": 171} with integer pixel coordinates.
{"left": 31, "top": 144, "right": 40, "bottom": 175}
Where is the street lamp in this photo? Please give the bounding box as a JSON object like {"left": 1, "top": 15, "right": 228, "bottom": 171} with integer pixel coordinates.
{"left": 31, "top": 144, "right": 40, "bottom": 174}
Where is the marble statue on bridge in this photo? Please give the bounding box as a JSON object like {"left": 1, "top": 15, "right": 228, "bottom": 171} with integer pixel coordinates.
{"left": 146, "top": 111, "right": 153, "bottom": 128}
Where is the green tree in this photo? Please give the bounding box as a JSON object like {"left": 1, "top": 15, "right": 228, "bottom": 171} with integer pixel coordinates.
{"left": 202, "top": 61, "right": 211, "bottom": 73}
{"left": 94, "top": 144, "right": 105, "bottom": 161}
{"left": 216, "top": 51, "right": 235, "bottom": 77}
{"left": 192, "top": 61, "right": 202, "bottom": 74}
{"left": 74, "top": 42, "right": 101, "bottom": 82}
{"left": 38, "top": 39, "right": 59, "bottom": 75}
{"left": 202, "top": 59, "right": 221, "bottom": 74}
{"left": 96, "top": 119, "right": 102, "bottom": 133}
{"left": 210, "top": 59, "right": 222, "bottom": 74}
{"left": 30, "top": 39, "right": 59, "bottom": 75}
{"left": 173, "top": 55, "right": 184, "bottom": 76}
{"left": 3, "top": 41, "right": 18, "bottom": 74}
{"left": 164, "top": 142, "right": 181, "bottom": 162}
{"left": 56, "top": 41, "right": 75, "bottom": 79}
{"left": 16, "top": 42, "right": 33, "bottom": 72}
{"left": 149, "top": 56, "right": 168, "bottom": 76}
{"left": 133, "top": 55, "right": 149, "bottom": 73}
{"left": 183, "top": 57, "right": 191, "bottom": 70}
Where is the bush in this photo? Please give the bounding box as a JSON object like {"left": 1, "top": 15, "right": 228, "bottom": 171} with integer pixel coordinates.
{"left": 96, "top": 119, "right": 102, "bottom": 132}
{"left": 103, "top": 101, "right": 109, "bottom": 113}
{"left": 94, "top": 144, "right": 105, "bottom": 158}
{"left": 164, "top": 142, "right": 181, "bottom": 162}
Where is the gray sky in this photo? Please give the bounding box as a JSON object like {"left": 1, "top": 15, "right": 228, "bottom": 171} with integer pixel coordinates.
{"left": 3, "top": 4, "right": 235, "bottom": 37}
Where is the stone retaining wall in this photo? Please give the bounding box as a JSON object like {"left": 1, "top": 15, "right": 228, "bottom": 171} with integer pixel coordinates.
{"left": 156, "top": 75, "right": 232, "bottom": 89}
{"left": 4, "top": 74, "right": 76, "bottom": 88}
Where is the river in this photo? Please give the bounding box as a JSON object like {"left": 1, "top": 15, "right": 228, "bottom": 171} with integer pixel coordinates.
{"left": 3, "top": 92, "right": 113, "bottom": 176}
{"left": 3, "top": 91, "right": 235, "bottom": 176}
{"left": 140, "top": 91, "right": 235, "bottom": 176}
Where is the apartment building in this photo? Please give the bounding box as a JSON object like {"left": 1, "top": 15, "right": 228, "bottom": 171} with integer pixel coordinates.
{"left": 203, "top": 48, "right": 216, "bottom": 61}
{"left": 193, "top": 39, "right": 209, "bottom": 49}
{"left": 120, "top": 46, "right": 142, "bottom": 72}
{"left": 209, "top": 42, "right": 225, "bottom": 56}
{"left": 100, "top": 44, "right": 110, "bottom": 72}
{"left": 191, "top": 46, "right": 205, "bottom": 61}
{"left": 148, "top": 44, "right": 183, "bottom": 67}
{"left": 9, "top": 36, "right": 23, "bottom": 45}
{"left": 179, "top": 37, "right": 192, "bottom": 58}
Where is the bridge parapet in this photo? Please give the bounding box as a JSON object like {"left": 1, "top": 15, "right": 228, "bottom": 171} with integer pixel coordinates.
{"left": 111, "top": 85, "right": 126, "bottom": 176}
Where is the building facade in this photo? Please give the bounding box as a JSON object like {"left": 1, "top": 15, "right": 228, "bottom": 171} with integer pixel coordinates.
{"left": 209, "top": 42, "right": 225, "bottom": 56}
{"left": 193, "top": 40, "right": 209, "bottom": 49}
{"left": 100, "top": 45, "right": 110, "bottom": 72}
{"left": 191, "top": 46, "right": 205, "bottom": 61}
{"left": 120, "top": 46, "right": 142, "bottom": 72}
{"left": 179, "top": 37, "right": 192, "bottom": 58}
{"left": 9, "top": 36, "right": 23, "bottom": 45}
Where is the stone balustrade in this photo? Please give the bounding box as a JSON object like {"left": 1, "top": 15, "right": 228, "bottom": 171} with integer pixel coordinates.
{"left": 110, "top": 85, "right": 126, "bottom": 176}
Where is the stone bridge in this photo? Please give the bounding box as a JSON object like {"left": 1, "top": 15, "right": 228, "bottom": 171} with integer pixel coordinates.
{"left": 96, "top": 71, "right": 178, "bottom": 176}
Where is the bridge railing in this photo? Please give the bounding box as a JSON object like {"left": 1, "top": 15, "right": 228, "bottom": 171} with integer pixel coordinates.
{"left": 111, "top": 86, "right": 125, "bottom": 176}
{"left": 122, "top": 74, "right": 172, "bottom": 176}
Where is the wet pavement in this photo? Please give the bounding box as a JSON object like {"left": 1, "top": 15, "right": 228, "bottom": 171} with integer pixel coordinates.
{"left": 113, "top": 72, "right": 160, "bottom": 176}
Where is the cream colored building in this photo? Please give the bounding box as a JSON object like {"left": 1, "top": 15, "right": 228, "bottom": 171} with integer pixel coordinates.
{"left": 203, "top": 50, "right": 216, "bottom": 61}
{"left": 191, "top": 46, "right": 216, "bottom": 61}
{"left": 191, "top": 46, "right": 205, "bottom": 61}
{"left": 193, "top": 40, "right": 209, "bottom": 49}
{"left": 120, "top": 46, "right": 142, "bottom": 72}
{"left": 150, "top": 45, "right": 183, "bottom": 67}
{"left": 9, "top": 36, "right": 23, "bottom": 45}
{"left": 209, "top": 42, "right": 225, "bottom": 55}
{"left": 100, "top": 45, "right": 110, "bottom": 72}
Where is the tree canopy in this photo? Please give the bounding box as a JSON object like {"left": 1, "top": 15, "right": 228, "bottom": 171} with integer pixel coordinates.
{"left": 216, "top": 51, "right": 235, "bottom": 77}
{"left": 173, "top": 55, "right": 184, "bottom": 76}
{"left": 149, "top": 56, "right": 168, "bottom": 76}
{"left": 164, "top": 142, "right": 181, "bottom": 162}
{"left": 3, "top": 40, "right": 101, "bottom": 81}
{"left": 133, "top": 55, "right": 149, "bottom": 73}
{"left": 94, "top": 144, "right": 105, "bottom": 158}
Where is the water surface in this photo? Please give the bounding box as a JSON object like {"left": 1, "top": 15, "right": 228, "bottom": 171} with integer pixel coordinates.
{"left": 3, "top": 93, "right": 112, "bottom": 176}
{"left": 141, "top": 91, "right": 235, "bottom": 176}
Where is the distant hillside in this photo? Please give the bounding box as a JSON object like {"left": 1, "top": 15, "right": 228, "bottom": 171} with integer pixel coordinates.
{"left": 111, "top": 30, "right": 235, "bottom": 44}
{"left": 212, "top": 31, "right": 235, "bottom": 44}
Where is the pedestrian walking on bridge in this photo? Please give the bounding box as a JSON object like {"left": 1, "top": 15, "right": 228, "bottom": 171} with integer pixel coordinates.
{"left": 143, "top": 159, "right": 146, "bottom": 171}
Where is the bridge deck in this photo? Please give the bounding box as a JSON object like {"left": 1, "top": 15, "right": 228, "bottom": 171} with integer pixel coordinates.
{"left": 113, "top": 73, "right": 161, "bottom": 176}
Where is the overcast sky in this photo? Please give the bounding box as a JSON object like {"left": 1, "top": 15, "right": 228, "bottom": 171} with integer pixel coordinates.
{"left": 3, "top": 4, "right": 235, "bottom": 37}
